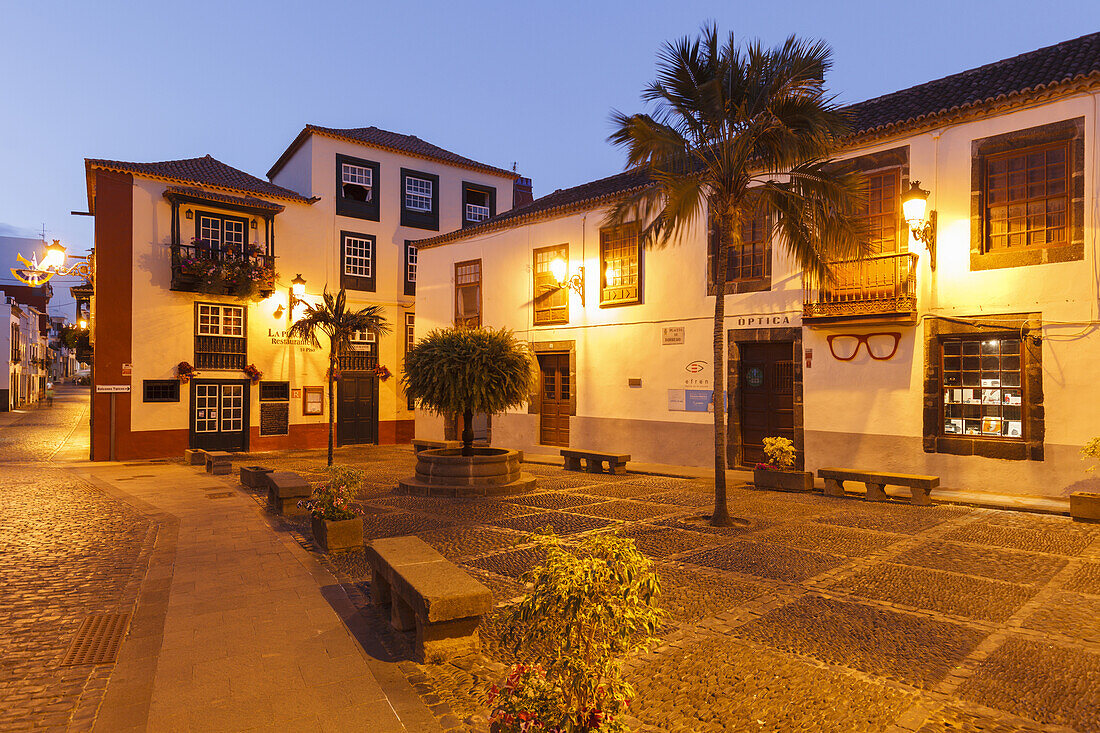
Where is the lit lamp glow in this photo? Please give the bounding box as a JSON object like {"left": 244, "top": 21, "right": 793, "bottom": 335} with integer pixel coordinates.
{"left": 78, "top": 318, "right": 88, "bottom": 329}
{"left": 275, "top": 273, "right": 307, "bottom": 320}
{"left": 548, "top": 257, "right": 585, "bottom": 305}
{"left": 605, "top": 266, "right": 617, "bottom": 286}
{"left": 901, "top": 180, "right": 937, "bottom": 270}
{"left": 42, "top": 241, "right": 67, "bottom": 270}
{"left": 549, "top": 257, "right": 568, "bottom": 285}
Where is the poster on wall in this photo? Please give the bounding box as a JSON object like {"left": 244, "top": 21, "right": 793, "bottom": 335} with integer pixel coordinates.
{"left": 667, "top": 389, "right": 686, "bottom": 411}
{"left": 685, "top": 389, "right": 714, "bottom": 412}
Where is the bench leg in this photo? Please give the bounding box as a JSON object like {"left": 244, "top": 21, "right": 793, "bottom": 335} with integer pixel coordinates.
{"left": 865, "top": 482, "right": 888, "bottom": 501}
{"left": 585, "top": 458, "right": 603, "bottom": 474}
{"left": 608, "top": 462, "right": 619, "bottom": 476}
{"left": 563, "top": 456, "right": 581, "bottom": 471}
{"left": 823, "top": 478, "right": 845, "bottom": 497}
{"left": 415, "top": 616, "right": 482, "bottom": 664}
{"left": 391, "top": 595, "right": 416, "bottom": 632}
{"left": 371, "top": 572, "right": 391, "bottom": 607}
{"left": 910, "top": 486, "right": 933, "bottom": 507}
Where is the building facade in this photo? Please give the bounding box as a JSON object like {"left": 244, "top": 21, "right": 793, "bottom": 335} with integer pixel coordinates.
{"left": 0, "top": 293, "right": 51, "bottom": 410}
{"left": 414, "top": 34, "right": 1100, "bottom": 500}
{"left": 85, "top": 126, "right": 522, "bottom": 460}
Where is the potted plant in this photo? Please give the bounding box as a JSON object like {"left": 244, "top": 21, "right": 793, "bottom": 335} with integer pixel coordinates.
{"left": 753, "top": 436, "right": 814, "bottom": 492}
{"left": 176, "top": 361, "right": 197, "bottom": 383}
{"left": 300, "top": 465, "right": 364, "bottom": 552}
{"left": 243, "top": 363, "right": 262, "bottom": 383}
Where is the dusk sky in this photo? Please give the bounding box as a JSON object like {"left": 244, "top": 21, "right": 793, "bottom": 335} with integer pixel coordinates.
{"left": 0, "top": 0, "right": 1095, "bottom": 303}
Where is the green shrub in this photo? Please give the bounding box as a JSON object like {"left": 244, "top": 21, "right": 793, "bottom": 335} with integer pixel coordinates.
{"left": 762, "top": 436, "right": 796, "bottom": 471}
{"left": 490, "top": 531, "right": 663, "bottom": 732}
{"left": 1083, "top": 436, "right": 1100, "bottom": 472}
{"left": 299, "top": 465, "right": 362, "bottom": 520}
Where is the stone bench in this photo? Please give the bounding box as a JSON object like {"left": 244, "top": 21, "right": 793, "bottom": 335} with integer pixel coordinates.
{"left": 205, "top": 451, "right": 232, "bottom": 475}
{"left": 184, "top": 449, "right": 206, "bottom": 466}
{"left": 561, "top": 449, "right": 630, "bottom": 475}
{"left": 411, "top": 439, "right": 461, "bottom": 454}
{"left": 818, "top": 467, "right": 939, "bottom": 506}
{"left": 266, "top": 471, "right": 311, "bottom": 515}
{"left": 240, "top": 465, "right": 274, "bottom": 488}
{"left": 364, "top": 535, "right": 493, "bottom": 663}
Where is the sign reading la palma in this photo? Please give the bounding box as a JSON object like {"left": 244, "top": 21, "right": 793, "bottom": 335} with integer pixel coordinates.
{"left": 267, "top": 328, "right": 316, "bottom": 351}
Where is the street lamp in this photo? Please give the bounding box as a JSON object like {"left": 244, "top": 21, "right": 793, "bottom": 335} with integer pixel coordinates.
{"left": 902, "top": 181, "right": 937, "bottom": 270}
{"left": 10, "top": 240, "right": 91, "bottom": 286}
{"left": 274, "top": 274, "right": 308, "bottom": 319}
{"left": 549, "top": 256, "right": 585, "bottom": 306}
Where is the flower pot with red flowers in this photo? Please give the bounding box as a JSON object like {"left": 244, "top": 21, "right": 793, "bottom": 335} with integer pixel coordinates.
{"left": 753, "top": 436, "right": 814, "bottom": 492}
{"left": 372, "top": 365, "right": 392, "bottom": 381}
{"left": 242, "top": 363, "right": 262, "bottom": 383}
{"left": 176, "top": 361, "right": 198, "bottom": 383}
{"left": 300, "top": 466, "right": 363, "bottom": 552}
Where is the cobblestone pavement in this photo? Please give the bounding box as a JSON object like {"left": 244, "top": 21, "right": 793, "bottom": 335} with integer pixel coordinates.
{"left": 0, "top": 387, "right": 157, "bottom": 732}
{"left": 240, "top": 446, "right": 1100, "bottom": 733}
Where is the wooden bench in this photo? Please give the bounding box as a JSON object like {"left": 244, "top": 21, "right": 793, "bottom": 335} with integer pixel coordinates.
{"left": 265, "top": 471, "right": 311, "bottom": 515}
{"left": 364, "top": 536, "right": 492, "bottom": 663}
{"left": 561, "top": 449, "right": 630, "bottom": 475}
{"left": 411, "top": 439, "right": 461, "bottom": 454}
{"left": 818, "top": 467, "right": 939, "bottom": 506}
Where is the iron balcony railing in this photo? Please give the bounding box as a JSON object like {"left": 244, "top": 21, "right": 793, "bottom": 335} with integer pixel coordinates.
{"left": 803, "top": 251, "right": 918, "bottom": 321}
{"left": 169, "top": 241, "right": 276, "bottom": 295}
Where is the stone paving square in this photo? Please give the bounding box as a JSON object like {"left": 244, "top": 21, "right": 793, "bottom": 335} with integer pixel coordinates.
{"left": 682, "top": 540, "right": 848, "bottom": 582}
{"left": 896, "top": 539, "right": 1069, "bottom": 586}
{"left": 491, "top": 510, "right": 615, "bottom": 535}
{"left": 752, "top": 521, "right": 902, "bottom": 557}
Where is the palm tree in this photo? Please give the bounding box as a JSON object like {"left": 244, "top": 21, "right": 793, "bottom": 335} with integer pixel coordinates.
{"left": 403, "top": 327, "right": 534, "bottom": 456}
{"left": 608, "top": 26, "right": 868, "bottom": 526}
{"left": 287, "top": 288, "right": 390, "bottom": 466}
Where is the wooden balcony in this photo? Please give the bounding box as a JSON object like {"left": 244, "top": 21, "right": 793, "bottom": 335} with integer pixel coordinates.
{"left": 803, "top": 252, "right": 918, "bottom": 325}
{"left": 170, "top": 241, "right": 276, "bottom": 297}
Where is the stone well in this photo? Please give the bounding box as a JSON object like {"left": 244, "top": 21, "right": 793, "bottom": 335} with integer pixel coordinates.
{"left": 398, "top": 447, "right": 536, "bottom": 497}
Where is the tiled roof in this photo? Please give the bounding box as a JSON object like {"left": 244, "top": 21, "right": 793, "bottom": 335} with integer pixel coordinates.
{"left": 416, "top": 169, "right": 650, "bottom": 249}
{"left": 163, "top": 186, "right": 285, "bottom": 213}
{"left": 420, "top": 32, "right": 1100, "bottom": 249}
{"left": 86, "top": 155, "right": 312, "bottom": 203}
{"left": 267, "top": 124, "right": 519, "bottom": 180}
{"left": 848, "top": 31, "right": 1100, "bottom": 136}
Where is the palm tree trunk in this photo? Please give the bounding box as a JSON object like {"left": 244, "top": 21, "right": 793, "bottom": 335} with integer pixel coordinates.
{"left": 711, "top": 212, "right": 733, "bottom": 527}
{"left": 327, "top": 349, "right": 336, "bottom": 467}
{"left": 461, "top": 408, "right": 474, "bottom": 457}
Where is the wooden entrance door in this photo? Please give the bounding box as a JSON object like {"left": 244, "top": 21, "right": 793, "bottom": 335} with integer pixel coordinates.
{"left": 538, "top": 353, "right": 570, "bottom": 447}
{"left": 337, "top": 373, "right": 378, "bottom": 445}
{"left": 190, "top": 379, "right": 249, "bottom": 451}
{"left": 738, "top": 342, "right": 794, "bottom": 466}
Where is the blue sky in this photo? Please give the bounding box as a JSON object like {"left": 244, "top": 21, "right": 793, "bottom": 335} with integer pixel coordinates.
{"left": 0, "top": 0, "right": 1094, "bottom": 280}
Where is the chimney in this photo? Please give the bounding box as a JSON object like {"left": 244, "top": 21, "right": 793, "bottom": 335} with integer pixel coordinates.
{"left": 512, "top": 177, "right": 533, "bottom": 209}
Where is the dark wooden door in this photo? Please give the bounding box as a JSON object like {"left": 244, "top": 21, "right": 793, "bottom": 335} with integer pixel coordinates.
{"left": 337, "top": 373, "right": 378, "bottom": 445}
{"left": 738, "top": 342, "right": 794, "bottom": 466}
{"left": 538, "top": 353, "right": 570, "bottom": 447}
{"left": 190, "top": 379, "right": 249, "bottom": 451}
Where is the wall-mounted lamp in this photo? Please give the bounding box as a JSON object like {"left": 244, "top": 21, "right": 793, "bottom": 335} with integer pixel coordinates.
{"left": 902, "top": 180, "right": 937, "bottom": 270}
{"left": 250, "top": 219, "right": 257, "bottom": 230}
{"left": 78, "top": 318, "right": 88, "bottom": 330}
{"left": 184, "top": 209, "right": 193, "bottom": 220}
{"left": 549, "top": 257, "right": 585, "bottom": 306}
{"left": 273, "top": 274, "right": 308, "bottom": 320}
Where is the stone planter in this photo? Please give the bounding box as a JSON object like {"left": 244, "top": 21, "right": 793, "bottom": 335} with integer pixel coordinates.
{"left": 399, "top": 447, "right": 536, "bottom": 497}
{"left": 1070, "top": 492, "right": 1100, "bottom": 523}
{"left": 239, "top": 465, "right": 274, "bottom": 488}
{"left": 753, "top": 468, "right": 814, "bottom": 492}
{"left": 311, "top": 515, "right": 364, "bottom": 552}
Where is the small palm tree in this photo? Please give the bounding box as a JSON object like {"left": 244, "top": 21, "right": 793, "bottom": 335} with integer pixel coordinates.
{"left": 287, "top": 288, "right": 390, "bottom": 466}
{"left": 403, "top": 327, "right": 534, "bottom": 456}
{"left": 608, "top": 26, "right": 868, "bottom": 526}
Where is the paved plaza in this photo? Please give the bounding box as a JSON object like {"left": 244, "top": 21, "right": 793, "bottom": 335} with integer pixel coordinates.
{"left": 1, "top": 387, "right": 1099, "bottom": 731}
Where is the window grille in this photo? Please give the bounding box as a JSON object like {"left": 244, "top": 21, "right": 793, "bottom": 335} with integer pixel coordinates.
{"left": 405, "top": 177, "right": 433, "bottom": 212}
{"left": 985, "top": 142, "right": 1068, "bottom": 251}
{"left": 942, "top": 337, "right": 1023, "bottom": 439}
{"left": 343, "top": 236, "right": 373, "bottom": 277}
{"left": 455, "top": 260, "right": 482, "bottom": 328}
{"left": 407, "top": 244, "right": 418, "bottom": 282}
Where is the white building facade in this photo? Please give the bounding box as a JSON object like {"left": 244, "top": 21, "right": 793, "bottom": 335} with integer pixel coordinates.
{"left": 414, "top": 35, "right": 1100, "bottom": 500}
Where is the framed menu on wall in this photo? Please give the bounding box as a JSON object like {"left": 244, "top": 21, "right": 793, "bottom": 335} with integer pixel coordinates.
{"left": 303, "top": 387, "right": 324, "bottom": 415}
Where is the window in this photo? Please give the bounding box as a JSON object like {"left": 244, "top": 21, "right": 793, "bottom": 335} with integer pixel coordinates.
{"left": 405, "top": 312, "right": 415, "bottom": 410}
{"left": 405, "top": 177, "right": 432, "bottom": 211}
{"left": 349, "top": 329, "right": 377, "bottom": 350}
{"left": 196, "top": 211, "right": 248, "bottom": 256}
{"left": 455, "top": 259, "right": 482, "bottom": 328}
{"left": 859, "top": 169, "right": 902, "bottom": 254}
{"left": 335, "top": 154, "right": 380, "bottom": 220}
{"left": 600, "top": 223, "right": 641, "bottom": 306}
{"left": 259, "top": 381, "right": 290, "bottom": 401}
{"left": 941, "top": 337, "right": 1023, "bottom": 440}
{"left": 195, "top": 303, "right": 246, "bottom": 369}
{"left": 923, "top": 312, "right": 1043, "bottom": 461}
{"left": 972, "top": 118, "right": 1083, "bottom": 270}
{"left": 400, "top": 168, "right": 440, "bottom": 230}
{"left": 403, "top": 241, "right": 417, "bottom": 296}
{"left": 533, "top": 245, "right": 568, "bottom": 325}
{"left": 985, "top": 143, "right": 1068, "bottom": 252}
{"left": 462, "top": 182, "right": 496, "bottom": 227}
{"left": 143, "top": 380, "right": 180, "bottom": 402}
{"left": 340, "top": 231, "right": 375, "bottom": 291}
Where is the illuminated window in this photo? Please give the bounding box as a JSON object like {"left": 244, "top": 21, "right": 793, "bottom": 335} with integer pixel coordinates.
{"left": 533, "top": 245, "right": 568, "bottom": 325}
{"left": 455, "top": 260, "right": 481, "bottom": 328}
{"left": 941, "top": 336, "right": 1023, "bottom": 439}
{"left": 600, "top": 223, "right": 640, "bottom": 306}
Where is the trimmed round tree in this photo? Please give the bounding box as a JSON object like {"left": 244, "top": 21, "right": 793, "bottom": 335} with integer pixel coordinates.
{"left": 403, "top": 327, "right": 535, "bottom": 456}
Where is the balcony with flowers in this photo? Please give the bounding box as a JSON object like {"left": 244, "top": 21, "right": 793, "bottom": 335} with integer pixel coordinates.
{"left": 170, "top": 238, "right": 277, "bottom": 299}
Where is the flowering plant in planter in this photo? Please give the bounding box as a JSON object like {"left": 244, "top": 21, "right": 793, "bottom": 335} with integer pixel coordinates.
{"left": 372, "top": 365, "right": 392, "bottom": 381}
{"left": 1082, "top": 437, "right": 1100, "bottom": 472}
{"left": 753, "top": 436, "right": 812, "bottom": 491}
{"left": 298, "top": 465, "right": 361, "bottom": 521}
{"left": 243, "top": 363, "right": 263, "bottom": 383}
{"left": 760, "top": 437, "right": 796, "bottom": 471}
{"left": 176, "top": 361, "right": 197, "bottom": 383}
